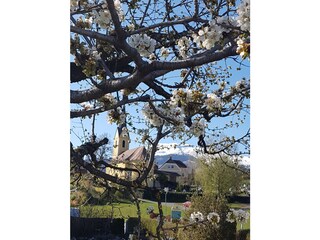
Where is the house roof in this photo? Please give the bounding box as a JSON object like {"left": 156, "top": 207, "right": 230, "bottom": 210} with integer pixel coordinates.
{"left": 116, "top": 146, "right": 147, "bottom": 162}
{"left": 162, "top": 157, "right": 187, "bottom": 168}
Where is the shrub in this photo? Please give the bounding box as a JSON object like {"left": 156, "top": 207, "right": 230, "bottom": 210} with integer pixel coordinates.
{"left": 143, "top": 190, "right": 191, "bottom": 203}
{"left": 177, "top": 195, "right": 236, "bottom": 240}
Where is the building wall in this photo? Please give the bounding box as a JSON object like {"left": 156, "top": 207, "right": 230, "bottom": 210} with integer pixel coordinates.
{"left": 106, "top": 162, "right": 140, "bottom": 181}
{"left": 159, "top": 163, "right": 190, "bottom": 185}
{"left": 159, "top": 163, "right": 182, "bottom": 175}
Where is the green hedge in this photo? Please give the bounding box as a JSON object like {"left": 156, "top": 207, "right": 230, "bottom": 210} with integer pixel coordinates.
{"left": 143, "top": 190, "right": 193, "bottom": 203}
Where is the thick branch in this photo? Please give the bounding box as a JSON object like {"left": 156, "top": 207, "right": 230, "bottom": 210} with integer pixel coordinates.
{"left": 70, "top": 71, "right": 142, "bottom": 103}
{"left": 149, "top": 45, "right": 237, "bottom": 71}
{"left": 70, "top": 26, "right": 116, "bottom": 44}
{"left": 71, "top": 95, "right": 151, "bottom": 118}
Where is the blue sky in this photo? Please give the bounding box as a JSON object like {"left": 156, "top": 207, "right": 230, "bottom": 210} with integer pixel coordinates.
{"left": 70, "top": 57, "right": 250, "bottom": 152}
{"left": 70, "top": 0, "right": 250, "bottom": 152}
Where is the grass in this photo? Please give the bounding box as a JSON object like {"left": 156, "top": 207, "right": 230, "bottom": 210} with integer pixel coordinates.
{"left": 79, "top": 201, "right": 250, "bottom": 231}
{"left": 80, "top": 201, "right": 175, "bottom": 219}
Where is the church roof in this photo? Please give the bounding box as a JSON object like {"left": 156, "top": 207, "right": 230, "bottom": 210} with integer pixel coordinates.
{"left": 116, "top": 146, "right": 147, "bottom": 162}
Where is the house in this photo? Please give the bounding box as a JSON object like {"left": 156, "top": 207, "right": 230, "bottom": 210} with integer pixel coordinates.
{"left": 158, "top": 157, "right": 192, "bottom": 185}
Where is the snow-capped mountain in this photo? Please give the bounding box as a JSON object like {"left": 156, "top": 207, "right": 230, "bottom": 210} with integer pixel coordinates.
{"left": 154, "top": 143, "right": 250, "bottom": 168}
{"left": 155, "top": 143, "right": 197, "bottom": 165}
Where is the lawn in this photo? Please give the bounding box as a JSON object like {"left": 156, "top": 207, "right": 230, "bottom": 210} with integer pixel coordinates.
{"left": 79, "top": 201, "right": 250, "bottom": 231}
{"left": 80, "top": 201, "right": 175, "bottom": 219}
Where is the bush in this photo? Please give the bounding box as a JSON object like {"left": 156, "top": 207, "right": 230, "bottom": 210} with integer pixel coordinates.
{"left": 226, "top": 195, "right": 250, "bottom": 204}
{"left": 143, "top": 190, "right": 191, "bottom": 203}
{"left": 177, "top": 195, "right": 236, "bottom": 240}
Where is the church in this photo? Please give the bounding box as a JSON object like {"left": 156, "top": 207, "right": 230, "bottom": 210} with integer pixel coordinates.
{"left": 106, "top": 124, "right": 156, "bottom": 187}
{"left": 106, "top": 124, "right": 193, "bottom": 188}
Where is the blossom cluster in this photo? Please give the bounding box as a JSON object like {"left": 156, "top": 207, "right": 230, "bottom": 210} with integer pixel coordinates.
{"left": 127, "top": 34, "right": 157, "bottom": 58}
{"left": 204, "top": 93, "right": 222, "bottom": 112}
{"left": 235, "top": 79, "right": 247, "bottom": 92}
{"left": 99, "top": 93, "right": 117, "bottom": 107}
{"left": 141, "top": 104, "right": 164, "bottom": 127}
{"left": 80, "top": 102, "right": 93, "bottom": 110}
{"left": 192, "top": 21, "right": 224, "bottom": 50}
{"left": 170, "top": 88, "right": 204, "bottom": 111}
{"left": 226, "top": 209, "right": 250, "bottom": 224}
{"left": 92, "top": 0, "right": 124, "bottom": 29}
{"left": 236, "top": 38, "right": 250, "bottom": 59}
{"left": 160, "top": 47, "right": 170, "bottom": 58}
{"left": 190, "top": 211, "right": 220, "bottom": 224}
{"left": 107, "top": 107, "right": 126, "bottom": 124}
{"left": 141, "top": 86, "right": 228, "bottom": 137}
{"left": 190, "top": 118, "right": 207, "bottom": 137}
{"left": 237, "top": 0, "right": 250, "bottom": 32}
{"left": 70, "top": 0, "right": 79, "bottom": 12}
{"left": 207, "top": 212, "right": 220, "bottom": 224}
{"left": 190, "top": 211, "right": 204, "bottom": 222}
{"left": 177, "top": 37, "right": 191, "bottom": 59}
{"left": 142, "top": 103, "right": 185, "bottom": 132}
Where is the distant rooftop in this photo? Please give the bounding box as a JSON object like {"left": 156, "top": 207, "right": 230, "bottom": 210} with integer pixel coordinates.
{"left": 162, "top": 157, "right": 187, "bottom": 168}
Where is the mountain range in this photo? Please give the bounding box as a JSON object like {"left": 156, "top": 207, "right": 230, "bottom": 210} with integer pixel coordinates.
{"left": 155, "top": 143, "right": 250, "bottom": 169}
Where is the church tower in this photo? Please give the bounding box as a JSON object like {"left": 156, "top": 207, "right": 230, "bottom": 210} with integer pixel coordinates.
{"left": 112, "top": 123, "right": 130, "bottom": 159}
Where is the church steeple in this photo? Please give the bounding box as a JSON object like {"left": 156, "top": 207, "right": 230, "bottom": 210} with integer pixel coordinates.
{"left": 112, "top": 123, "right": 130, "bottom": 159}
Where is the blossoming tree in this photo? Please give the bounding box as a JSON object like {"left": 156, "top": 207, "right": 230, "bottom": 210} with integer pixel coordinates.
{"left": 70, "top": 0, "right": 250, "bottom": 238}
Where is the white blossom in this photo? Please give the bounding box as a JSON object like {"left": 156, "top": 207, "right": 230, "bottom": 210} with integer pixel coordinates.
{"left": 226, "top": 209, "right": 249, "bottom": 224}
{"left": 101, "top": 93, "right": 117, "bottom": 106}
{"left": 92, "top": 0, "right": 124, "bottom": 29}
{"left": 128, "top": 23, "right": 135, "bottom": 31}
{"left": 91, "top": 50, "right": 101, "bottom": 60}
{"left": 193, "top": 22, "right": 224, "bottom": 50}
{"left": 170, "top": 89, "right": 185, "bottom": 107}
{"left": 190, "top": 211, "right": 204, "bottom": 222}
{"left": 70, "top": 0, "right": 78, "bottom": 12}
{"left": 207, "top": 212, "right": 220, "bottom": 223}
{"left": 177, "top": 36, "right": 191, "bottom": 59}
{"left": 216, "top": 16, "right": 238, "bottom": 31}
{"left": 80, "top": 102, "right": 93, "bottom": 110}
{"left": 237, "top": 0, "right": 250, "bottom": 32}
{"left": 160, "top": 47, "right": 170, "bottom": 58}
{"left": 235, "top": 80, "right": 247, "bottom": 91}
{"left": 149, "top": 53, "right": 156, "bottom": 60}
{"left": 93, "top": 9, "right": 112, "bottom": 29}
{"left": 141, "top": 104, "right": 164, "bottom": 127}
{"left": 107, "top": 107, "right": 126, "bottom": 124}
{"left": 190, "top": 119, "right": 207, "bottom": 137}
{"left": 127, "top": 34, "right": 157, "bottom": 57}
{"left": 236, "top": 38, "right": 250, "bottom": 59}
{"left": 204, "top": 93, "right": 222, "bottom": 112}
